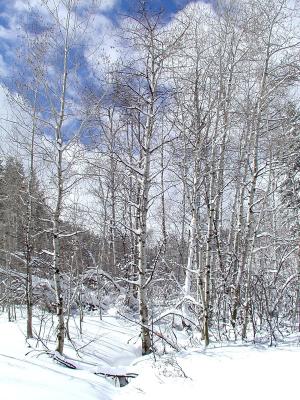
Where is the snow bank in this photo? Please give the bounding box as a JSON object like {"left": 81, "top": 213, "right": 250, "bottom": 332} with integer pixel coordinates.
{"left": 0, "top": 312, "right": 299, "bottom": 400}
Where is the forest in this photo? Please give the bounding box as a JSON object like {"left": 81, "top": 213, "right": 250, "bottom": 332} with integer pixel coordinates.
{"left": 0, "top": 0, "right": 299, "bottom": 366}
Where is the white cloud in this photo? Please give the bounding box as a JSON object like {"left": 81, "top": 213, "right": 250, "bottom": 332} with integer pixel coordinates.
{"left": 13, "top": 0, "right": 45, "bottom": 12}
{"left": 97, "top": 0, "right": 118, "bottom": 12}
{"left": 0, "top": 25, "right": 14, "bottom": 40}
{"left": 0, "top": 55, "right": 8, "bottom": 78}
{"left": 83, "top": 12, "right": 120, "bottom": 74}
{"left": 0, "top": 86, "right": 22, "bottom": 158}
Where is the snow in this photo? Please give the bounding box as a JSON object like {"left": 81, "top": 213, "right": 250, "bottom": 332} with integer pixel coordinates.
{"left": 0, "top": 311, "right": 299, "bottom": 400}
{"left": 119, "top": 344, "right": 300, "bottom": 400}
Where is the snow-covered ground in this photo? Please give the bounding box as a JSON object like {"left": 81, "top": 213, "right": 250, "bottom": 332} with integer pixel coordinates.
{"left": 0, "top": 309, "right": 299, "bottom": 400}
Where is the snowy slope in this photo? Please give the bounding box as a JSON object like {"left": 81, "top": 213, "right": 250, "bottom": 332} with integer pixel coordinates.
{"left": 0, "top": 311, "right": 299, "bottom": 400}
{"left": 0, "top": 317, "right": 114, "bottom": 399}
{"left": 117, "top": 344, "right": 300, "bottom": 400}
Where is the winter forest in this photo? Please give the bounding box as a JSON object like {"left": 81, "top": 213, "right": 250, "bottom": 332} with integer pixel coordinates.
{"left": 0, "top": 0, "right": 300, "bottom": 398}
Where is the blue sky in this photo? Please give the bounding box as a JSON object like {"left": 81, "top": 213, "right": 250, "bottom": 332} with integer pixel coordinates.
{"left": 0, "top": 0, "right": 207, "bottom": 81}
{"left": 0, "top": 0, "right": 213, "bottom": 146}
{"left": 120, "top": 0, "right": 197, "bottom": 14}
{"left": 0, "top": 0, "right": 213, "bottom": 137}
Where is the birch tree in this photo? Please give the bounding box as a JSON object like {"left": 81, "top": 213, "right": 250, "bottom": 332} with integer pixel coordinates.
{"left": 32, "top": 0, "right": 90, "bottom": 354}
{"left": 111, "top": 2, "right": 185, "bottom": 354}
